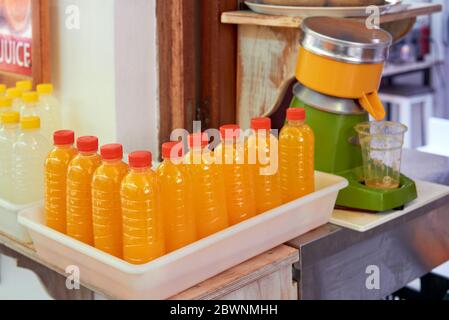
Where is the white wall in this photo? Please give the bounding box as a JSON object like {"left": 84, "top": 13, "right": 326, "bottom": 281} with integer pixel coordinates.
{"left": 49, "top": 0, "right": 159, "bottom": 155}
{"left": 114, "top": 0, "right": 159, "bottom": 155}
{"left": 50, "top": 0, "right": 117, "bottom": 145}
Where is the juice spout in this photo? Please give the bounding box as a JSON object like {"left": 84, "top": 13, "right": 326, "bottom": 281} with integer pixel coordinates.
{"left": 359, "top": 92, "right": 386, "bottom": 122}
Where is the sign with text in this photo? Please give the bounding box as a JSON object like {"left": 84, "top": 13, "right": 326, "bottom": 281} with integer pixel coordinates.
{"left": 0, "top": 0, "right": 32, "bottom": 76}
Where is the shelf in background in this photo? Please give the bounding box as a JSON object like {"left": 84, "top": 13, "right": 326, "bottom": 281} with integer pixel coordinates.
{"left": 221, "top": 3, "right": 442, "bottom": 28}
{"left": 383, "top": 57, "right": 443, "bottom": 77}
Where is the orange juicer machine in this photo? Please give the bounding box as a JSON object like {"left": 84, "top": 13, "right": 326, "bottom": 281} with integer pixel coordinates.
{"left": 290, "top": 17, "right": 417, "bottom": 212}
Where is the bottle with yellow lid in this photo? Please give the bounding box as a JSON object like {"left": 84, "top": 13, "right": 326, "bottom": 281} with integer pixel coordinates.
{"left": 0, "top": 111, "right": 20, "bottom": 201}
{"left": 37, "top": 84, "right": 61, "bottom": 140}
{"left": 21, "top": 91, "right": 40, "bottom": 117}
{"left": 16, "top": 80, "right": 32, "bottom": 93}
{"left": 0, "top": 84, "right": 6, "bottom": 96}
{"left": 6, "top": 88, "right": 23, "bottom": 113}
{"left": 12, "top": 116, "right": 51, "bottom": 204}
{"left": 0, "top": 96, "right": 12, "bottom": 119}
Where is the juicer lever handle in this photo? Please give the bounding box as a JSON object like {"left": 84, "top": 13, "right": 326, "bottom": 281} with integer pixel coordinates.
{"left": 359, "top": 92, "right": 386, "bottom": 121}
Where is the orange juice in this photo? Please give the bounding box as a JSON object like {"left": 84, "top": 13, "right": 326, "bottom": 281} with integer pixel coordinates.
{"left": 279, "top": 108, "right": 315, "bottom": 203}
{"left": 66, "top": 136, "right": 101, "bottom": 245}
{"left": 92, "top": 144, "right": 128, "bottom": 258}
{"left": 185, "top": 133, "right": 229, "bottom": 239}
{"left": 121, "top": 151, "right": 165, "bottom": 264}
{"left": 157, "top": 142, "right": 196, "bottom": 252}
{"left": 215, "top": 125, "right": 256, "bottom": 225}
{"left": 44, "top": 130, "right": 77, "bottom": 233}
{"left": 247, "top": 118, "right": 282, "bottom": 214}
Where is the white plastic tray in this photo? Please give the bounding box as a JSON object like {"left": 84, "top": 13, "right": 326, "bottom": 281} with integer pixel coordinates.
{"left": 0, "top": 198, "right": 42, "bottom": 243}
{"left": 18, "top": 171, "right": 348, "bottom": 300}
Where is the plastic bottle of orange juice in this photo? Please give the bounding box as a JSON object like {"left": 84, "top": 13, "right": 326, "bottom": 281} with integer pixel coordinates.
{"left": 121, "top": 151, "right": 165, "bottom": 264}
{"left": 215, "top": 125, "right": 256, "bottom": 225}
{"left": 66, "top": 136, "right": 101, "bottom": 245}
{"left": 185, "top": 133, "right": 229, "bottom": 239}
{"left": 92, "top": 144, "right": 129, "bottom": 258}
{"left": 247, "top": 118, "right": 282, "bottom": 214}
{"left": 279, "top": 108, "right": 315, "bottom": 203}
{"left": 44, "top": 130, "right": 77, "bottom": 233}
{"left": 157, "top": 142, "right": 196, "bottom": 253}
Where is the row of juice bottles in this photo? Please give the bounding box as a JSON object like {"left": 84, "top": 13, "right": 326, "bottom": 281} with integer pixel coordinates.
{"left": 44, "top": 108, "right": 315, "bottom": 265}
{"left": 0, "top": 81, "right": 61, "bottom": 140}
{"left": 0, "top": 81, "right": 61, "bottom": 203}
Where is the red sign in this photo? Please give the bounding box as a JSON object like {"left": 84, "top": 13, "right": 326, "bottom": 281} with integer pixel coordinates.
{"left": 0, "top": 0, "right": 32, "bottom": 76}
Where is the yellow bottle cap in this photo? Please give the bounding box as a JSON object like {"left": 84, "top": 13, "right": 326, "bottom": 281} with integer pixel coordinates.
{"left": 16, "top": 80, "right": 32, "bottom": 92}
{"left": 7, "top": 88, "right": 21, "bottom": 99}
{"left": 0, "top": 96, "right": 12, "bottom": 108}
{"left": 0, "top": 111, "right": 20, "bottom": 124}
{"left": 21, "top": 116, "right": 40, "bottom": 130}
{"left": 0, "top": 84, "right": 6, "bottom": 95}
{"left": 37, "top": 84, "right": 53, "bottom": 95}
{"left": 22, "top": 91, "right": 39, "bottom": 104}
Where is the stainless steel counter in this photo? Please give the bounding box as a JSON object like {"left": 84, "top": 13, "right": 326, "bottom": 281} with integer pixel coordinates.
{"left": 289, "top": 149, "right": 449, "bottom": 300}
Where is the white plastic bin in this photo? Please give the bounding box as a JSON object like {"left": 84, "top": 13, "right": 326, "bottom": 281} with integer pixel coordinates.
{"left": 18, "top": 171, "right": 348, "bottom": 300}
{"left": 0, "top": 198, "right": 41, "bottom": 243}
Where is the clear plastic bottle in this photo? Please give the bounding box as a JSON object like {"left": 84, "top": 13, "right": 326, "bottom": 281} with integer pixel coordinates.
{"left": 279, "top": 108, "right": 315, "bottom": 203}
{"left": 247, "top": 118, "right": 282, "bottom": 214}
{"left": 12, "top": 116, "right": 51, "bottom": 204}
{"left": 185, "top": 133, "right": 229, "bottom": 239}
{"left": 157, "top": 142, "right": 196, "bottom": 252}
{"left": 21, "top": 91, "right": 40, "bottom": 118}
{"left": 44, "top": 130, "right": 77, "bottom": 234}
{"left": 16, "top": 80, "right": 32, "bottom": 93}
{"left": 215, "top": 125, "right": 256, "bottom": 225}
{"left": 66, "top": 136, "right": 101, "bottom": 245}
{"left": 7, "top": 88, "right": 24, "bottom": 113}
{"left": 37, "top": 84, "right": 62, "bottom": 140}
{"left": 121, "top": 151, "right": 165, "bottom": 264}
{"left": 0, "top": 96, "right": 12, "bottom": 118}
{"left": 0, "top": 112, "right": 20, "bottom": 201}
{"left": 92, "top": 144, "right": 129, "bottom": 258}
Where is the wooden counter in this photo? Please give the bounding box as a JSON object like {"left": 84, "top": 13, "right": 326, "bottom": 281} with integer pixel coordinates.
{"left": 0, "top": 233, "right": 298, "bottom": 300}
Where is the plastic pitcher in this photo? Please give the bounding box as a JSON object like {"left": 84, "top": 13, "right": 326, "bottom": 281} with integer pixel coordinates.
{"left": 355, "top": 122, "right": 408, "bottom": 190}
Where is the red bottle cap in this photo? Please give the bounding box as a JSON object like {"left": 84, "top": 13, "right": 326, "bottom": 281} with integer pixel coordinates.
{"left": 188, "top": 133, "right": 209, "bottom": 148}
{"left": 53, "top": 130, "right": 75, "bottom": 145}
{"left": 220, "top": 124, "right": 241, "bottom": 140}
{"left": 77, "top": 136, "right": 98, "bottom": 153}
{"left": 162, "top": 142, "right": 184, "bottom": 160}
{"left": 251, "top": 118, "right": 271, "bottom": 131}
{"left": 287, "top": 108, "right": 306, "bottom": 121}
{"left": 129, "top": 151, "right": 152, "bottom": 168}
{"left": 100, "top": 144, "right": 123, "bottom": 160}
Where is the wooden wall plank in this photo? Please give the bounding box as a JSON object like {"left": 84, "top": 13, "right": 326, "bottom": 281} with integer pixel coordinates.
{"left": 200, "top": 0, "right": 239, "bottom": 129}
{"left": 157, "top": 0, "right": 198, "bottom": 146}
{"left": 32, "top": 0, "right": 51, "bottom": 85}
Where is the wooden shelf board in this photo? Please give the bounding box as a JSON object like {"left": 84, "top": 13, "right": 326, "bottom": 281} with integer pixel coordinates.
{"left": 221, "top": 3, "right": 442, "bottom": 28}
{"left": 0, "top": 231, "right": 299, "bottom": 300}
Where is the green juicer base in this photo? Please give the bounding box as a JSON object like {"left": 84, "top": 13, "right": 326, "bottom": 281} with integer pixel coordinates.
{"left": 336, "top": 167, "right": 418, "bottom": 212}
{"left": 290, "top": 95, "right": 418, "bottom": 213}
